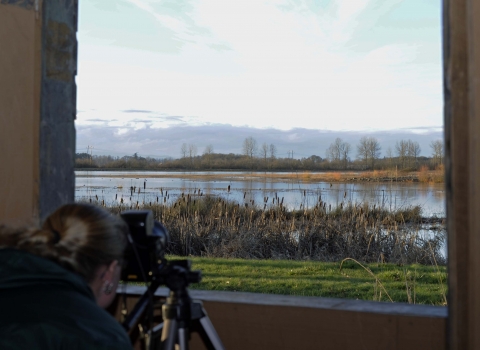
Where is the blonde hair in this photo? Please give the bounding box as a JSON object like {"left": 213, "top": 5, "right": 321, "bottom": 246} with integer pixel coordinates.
{"left": 0, "top": 203, "right": 128, "bottom": 282}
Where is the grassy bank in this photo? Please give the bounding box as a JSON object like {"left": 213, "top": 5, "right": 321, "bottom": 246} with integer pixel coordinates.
{"left": 174, "top": 256, "right": 447, "bottom": 305}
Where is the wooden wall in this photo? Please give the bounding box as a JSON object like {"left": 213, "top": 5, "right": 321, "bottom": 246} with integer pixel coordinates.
{"left": 112, "top": 287, "right": 447, "bottom": 350}
{"left": 0, "top": 0, "right": 76, "bottom": 224}
{"left": 444, "top": 0, "right": 480, "bottom": 348}
{"left": 0, "top": 2, "right": 42, "bottom": 225}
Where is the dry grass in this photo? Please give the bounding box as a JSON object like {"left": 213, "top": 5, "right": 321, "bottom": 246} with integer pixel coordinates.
{"left": 98, "top": 194, "right": 445, "bottom": 266}
{"left": 77, "top": 170, "right": 436, "bottom": 183}
{"left": 417, "top": 166, "right": 444, "bottom": 183}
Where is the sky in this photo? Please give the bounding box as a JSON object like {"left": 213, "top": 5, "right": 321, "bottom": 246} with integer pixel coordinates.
{"left": 76, "top": 0, "right": 443, "bottom": 159}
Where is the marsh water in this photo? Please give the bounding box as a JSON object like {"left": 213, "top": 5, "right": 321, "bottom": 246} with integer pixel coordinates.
{"left": 75, "top": 171, "right": 445, "bottom": 218}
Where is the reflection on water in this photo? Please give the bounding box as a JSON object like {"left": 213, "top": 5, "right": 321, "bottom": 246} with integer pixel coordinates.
{"left": 75, "top": 171, "right": 445, "bottom": 217}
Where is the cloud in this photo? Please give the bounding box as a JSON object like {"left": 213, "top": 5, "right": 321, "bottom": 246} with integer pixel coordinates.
{"left": 123, "top": 109, "right": 153, "bottom": 113}
{"left": 78, "top": 0, "right": 442, "bottom": 132}
{"left": 77, "top": 123, "right": 443, "bottom": 159}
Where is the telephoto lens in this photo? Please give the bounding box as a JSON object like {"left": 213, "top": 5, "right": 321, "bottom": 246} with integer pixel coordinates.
{"left": 120, "top": 210, "right": 169, "bottom": 282}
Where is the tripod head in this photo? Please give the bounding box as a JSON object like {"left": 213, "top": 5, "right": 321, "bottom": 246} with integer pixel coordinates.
{"left": 121, "top": 258, "right": 202, "bottom": 333}
{"left": 156, "top": 260, "right": 201, "bottom": 296}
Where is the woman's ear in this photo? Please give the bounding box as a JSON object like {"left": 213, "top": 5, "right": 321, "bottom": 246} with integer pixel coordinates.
{"left": 103, "top": 260, "right": 119, "bottom": 281}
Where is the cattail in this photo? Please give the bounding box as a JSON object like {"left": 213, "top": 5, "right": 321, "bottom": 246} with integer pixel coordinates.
{"left": 228, "top": 185, "right": 230, "bottom": 193}
{"left": 144, "top": 181, "right": 146, "bottom": 190}
{"left": 244, "top": 192, "right": 246, "bottom": 199}
{"left": 115, "top": 194, "right": 117, "bottom": 200}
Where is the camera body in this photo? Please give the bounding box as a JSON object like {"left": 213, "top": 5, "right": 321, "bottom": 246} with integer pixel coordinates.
{"left": 120, "top": 210, "right": 169, "bottom": 282}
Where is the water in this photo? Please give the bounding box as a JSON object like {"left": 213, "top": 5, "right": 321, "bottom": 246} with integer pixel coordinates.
{"left": 75, "top": 171, "right": 445, "bottom": 218}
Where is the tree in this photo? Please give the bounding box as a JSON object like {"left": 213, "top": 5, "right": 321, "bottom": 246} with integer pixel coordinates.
{"left": 327, "top": 138, "right": 351, "bottom": 169}
{"left": 408, "top": 140, "right": 421, "bottom": 168}
{"left": 395, "top": 140, "right": 409, "bottom": 169}
{"left": 269, "top": 144, "right": 277, "bottom": 160}
{"left": 357, "top": 136, "right": 381, "bottom": 169}
{"left": 261, "top": 143, "right": 269, "bottom": 166}
{"left": 430, "top": 140, "right": 444, "bottom": 167}
{"left": 243, "top": 137, "right": 257, "bottom": 159}
{"left": 203, "top": 144, "right": 214, "bottom": 156}
{"left": 188, "top": 144, "right": 197, "bottom": 166}
{"left": 181, "top": 143, "right": 188, "bottom": 159}
{"left": 341, "top": 141, "right": 351, "bottom": 170}
{"left": 203, "top": 144, "right": 214, "bottom": 168}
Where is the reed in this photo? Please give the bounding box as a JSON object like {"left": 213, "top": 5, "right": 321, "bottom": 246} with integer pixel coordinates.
{"left": 99, "top": 193, "right": 445, "bottom": 266}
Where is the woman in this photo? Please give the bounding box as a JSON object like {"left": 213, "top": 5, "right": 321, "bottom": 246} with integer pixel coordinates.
{"left": 0, "top": 203, "right": 132, "bottom": 349}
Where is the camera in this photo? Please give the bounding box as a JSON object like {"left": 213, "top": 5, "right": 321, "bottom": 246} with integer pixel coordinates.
{"left": 119, "top": 210, "right": 224, "bottom": 349}
{"left": 120, "top": 210, "right": 169, "bottom": 282}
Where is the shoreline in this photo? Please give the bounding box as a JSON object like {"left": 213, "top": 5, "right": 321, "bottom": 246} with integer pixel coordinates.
{"left": 75, "top": 169, "right": 444, "bottom": 184}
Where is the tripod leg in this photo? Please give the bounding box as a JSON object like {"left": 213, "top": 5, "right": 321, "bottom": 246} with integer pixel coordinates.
{"left": 197, "top": 314, "right": 225, "bottom": 350}
{"left": 177, "top": 327, "right": 189, "bottom": 350}
{"left": 161, "top": 319, "right": 178, "bottom": 350}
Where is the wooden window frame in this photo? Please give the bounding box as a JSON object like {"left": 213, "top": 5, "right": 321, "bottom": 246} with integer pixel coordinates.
{"left": 1, "top": 0, "right": 479, "bottom": 348}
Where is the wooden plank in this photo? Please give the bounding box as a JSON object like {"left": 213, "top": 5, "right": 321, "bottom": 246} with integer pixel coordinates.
{"left": 113, "top": 288, "right": 446, "bottom": 350}
{"left": 444, "top": 0, "right": 469, "bottom": 348}
{"left": 467, "top": 0, "right": 480, "bottom": 348}
{"left": 0, "top": 2, "right": 42, "bottom": 224}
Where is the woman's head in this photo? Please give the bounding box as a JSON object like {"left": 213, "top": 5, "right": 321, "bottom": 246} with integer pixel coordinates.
{"left": 0, "top": 203, "right": 128, "bottom": 307}
{"left": 41, "top": 203, "right": 128, "bottom": 281}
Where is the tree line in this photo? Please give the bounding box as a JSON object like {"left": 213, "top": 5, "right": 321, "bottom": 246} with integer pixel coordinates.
{"left": 76, "top": 137, "right": 444, "bottom": 171}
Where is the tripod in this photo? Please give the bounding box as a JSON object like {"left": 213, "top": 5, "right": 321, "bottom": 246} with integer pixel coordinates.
{"left": 122, "top": 260, "right": 225, "bottom": 350}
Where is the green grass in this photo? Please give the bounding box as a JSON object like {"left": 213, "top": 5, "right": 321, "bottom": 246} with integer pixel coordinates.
{"left": 171, "top": 256, "right": 447, "bottom": 306}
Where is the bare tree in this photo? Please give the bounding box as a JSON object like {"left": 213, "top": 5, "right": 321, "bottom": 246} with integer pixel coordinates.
{"left": 202, "top": 144, "right": 214, "bottom": 168}
{"left": 261, "top": 143, "right": 269, "bottom": 166}
{"left": 269, "top": 144, "right": 277, "bottom": 160}
{"left": 203, "top": 144, "right": 214, "bottom": 156}
{"left": 357, "top": 137, "right": 370, "bottom": 168}
{"left": 386, "top": 147, "right": 394, "bottom": 168}
{"left": 341, "top": 141, "right": 351, "bottom": 170}
{"left": 181, "top": 143, "right": 188, "bottom": 159}
{"left": 430, "top": 140, "right": 444, "bottom": 167}
{"left": 357, "top": 136, "right": 381, "bottom": 169}
{"left": 326, "top": 138, "right": 350, "bottom": 169}
{"left": 368, "top": 137, "right": 381, "bottom": 168}
{"left": 395, "top": 140, "right": 409, "bottom": 169}
{"left": 408, "top": 140, "right": 421, "bottom": 168}
{"left": 243, "top": 137, "right": 257, "bottom": 159}
{"left": 188, "top": 144, "right": 197, "bottom": 166}
{"left": 326, "top": 138, "right": 342, "bottom": 162}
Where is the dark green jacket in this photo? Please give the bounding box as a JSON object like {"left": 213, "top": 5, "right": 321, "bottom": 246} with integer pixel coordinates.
{"left": 0, "top": 249, "right": 132, "bottom": 349}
